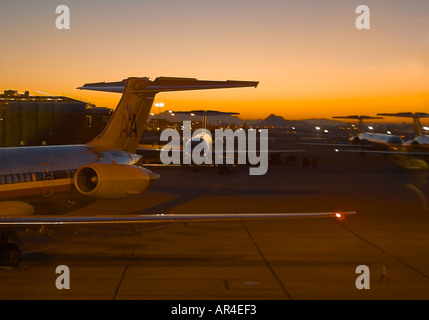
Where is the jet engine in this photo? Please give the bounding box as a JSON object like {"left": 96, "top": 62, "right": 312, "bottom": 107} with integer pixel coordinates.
{"left": 74, "top": 163, "right": 159, "bottom": 200}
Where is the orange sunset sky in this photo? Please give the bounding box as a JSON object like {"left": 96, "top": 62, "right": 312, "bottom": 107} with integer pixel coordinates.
{"left": 1, "top": 0, "right": 429, "bottom": 120}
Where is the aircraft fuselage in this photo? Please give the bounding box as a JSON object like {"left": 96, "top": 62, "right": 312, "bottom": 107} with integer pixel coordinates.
{"left": 412, "top": 135, "right": 429, "bottom": 146}
{"left": 0, "top": 145, "right": 141, "bottom": 214}
{"left": 358, "top": 132, "right": 404, "bottom": 147}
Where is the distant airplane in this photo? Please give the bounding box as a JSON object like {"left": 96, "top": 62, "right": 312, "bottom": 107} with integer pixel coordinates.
{"left": 298, "top": 115, "right": 404, "bottom": 153}
{"left": 377, "top": 112, "right": 429, "bottom": 148}
{"left": 332, "top": 115, "right": 404, "bottom": 150}
{"left": 167, "top": 110, "right": 239, "bottom": 170}
{"left": 327, "top": 115, "right": 429, "bottom": 161}
{"left": 139, "top": 109, "right": 306, "bottom": 172}
{"left": 142, "top": 110, "right": 240, "bottom": 165}
{"left": 0, "top": 77, "right": 354, "bottom": 267}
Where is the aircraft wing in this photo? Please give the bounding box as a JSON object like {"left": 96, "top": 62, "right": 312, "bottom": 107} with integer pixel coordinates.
{"left": 137, "top": 146, "right": 306, "bottom": 154}
{"left": 136, "top": 147, "right": 306, "bottom": 166}
{"left": 0, "top": 211, "right": 355, "bottom": 226}
{"left": 229, "top": 149, "right": 306, "bottom": 154}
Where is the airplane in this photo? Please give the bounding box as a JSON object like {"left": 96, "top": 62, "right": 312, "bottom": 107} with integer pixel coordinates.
{"left": 0, "top": 76, "right": 354, "bottom": 267}
{"left": 332, "top": 115, "right": 404, "bottom": 150}
{"left": 298, "top": 115, "right": 405, "bottom": 154}
{"left": 327, "top": 115, "right": 429, "bottom": 165}
{"left": 169, "top": 110, "right": 240, "bottom": 158}
{"left": 138, "top": 110, "right": 240, "bottom": 166}
{"left": 377, "top": 112, "right": 429, "bottom": 148}
{"left": 139, "top": 109, "right": 306, "bottom": 172}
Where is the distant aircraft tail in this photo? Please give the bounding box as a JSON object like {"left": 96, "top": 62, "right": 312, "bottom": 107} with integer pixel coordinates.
{"left": 78, "top": 77, "right": 258, "bottom": 153}
{"left": 378, "top": 112, "right": 429, "bottom": 137}
{"left": 333, "top": 115, "right": 383, "bottom": 133}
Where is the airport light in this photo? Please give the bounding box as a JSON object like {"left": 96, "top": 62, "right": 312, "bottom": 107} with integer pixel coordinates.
{"left": 155, "top": 102, "right": 165, "bottom": 117}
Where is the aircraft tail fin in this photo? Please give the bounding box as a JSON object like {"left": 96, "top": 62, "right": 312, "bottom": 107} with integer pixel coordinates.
{"left": 333, "top": 115, "right": 383, "bottom": 133}
{"left": 378, "top": 112, "right": 429, "bottom": 137}
{"left": 78, "top": 77, "right": 258, "bottom": 153}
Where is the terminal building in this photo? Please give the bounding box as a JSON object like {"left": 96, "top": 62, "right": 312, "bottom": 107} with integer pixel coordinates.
{"left": 0, "top": 90, "right": 112, "bottom": 147}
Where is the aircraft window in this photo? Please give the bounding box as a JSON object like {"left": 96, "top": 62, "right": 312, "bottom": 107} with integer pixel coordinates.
{"left": 37, "top": 172, "right": 45, "bottom": 181}
{"left": 25, "top": 174, "right": 31, "bottom": 182}
{"left": 13, "top": 175, "right": 18, "bottom": 183}
{"left": 6, "top": 175, "right": 12, "bottom": 184}
{"left": 18, "top": 174, "right": 25, "bottom": 183}
{"left": 0, "top": 176, "right": 4, "bottom": 185}
{"left": 31, "top": 173, "right": 37, "bottom": 182}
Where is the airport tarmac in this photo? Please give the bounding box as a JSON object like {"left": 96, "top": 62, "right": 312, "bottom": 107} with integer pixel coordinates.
{"left": 1, "top": 148, "right": 429, "bottom": 300}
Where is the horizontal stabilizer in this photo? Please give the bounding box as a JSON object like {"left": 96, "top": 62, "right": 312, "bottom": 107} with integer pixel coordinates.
{"left": 377, "top": 112, "right": 429, "bottom": 119}
{"left": 172, "top": 110, "right": 240, "bottom": 116}
{"left": 333, "top": 115, "right": 383, "bottom": 120}
{"left": 333, "top": 115, "right": 384, "bottom": 133}
{"left": 78, "top": 77, "right": 258, "bottom": 93}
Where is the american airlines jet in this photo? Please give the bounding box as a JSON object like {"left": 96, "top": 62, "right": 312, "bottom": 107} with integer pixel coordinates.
{"left": 0, "top": 77, "right": 353, "bottom": 267}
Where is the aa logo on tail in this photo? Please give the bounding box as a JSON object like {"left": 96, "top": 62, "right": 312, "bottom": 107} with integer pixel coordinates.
{"left": 120, "top": 104, "right": 138, "bottom": 138}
